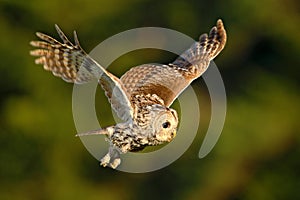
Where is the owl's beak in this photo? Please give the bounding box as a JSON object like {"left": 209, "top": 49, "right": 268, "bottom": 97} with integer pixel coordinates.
{"left": 172, "top": 130, "right": 177, "bottom": 137}
{"left": 168, "top": 130, "right": 176, "bottom": 142}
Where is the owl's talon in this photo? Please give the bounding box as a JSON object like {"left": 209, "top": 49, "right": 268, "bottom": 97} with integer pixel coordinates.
{"left": 100, "top": 162, "right": 107, "bottom": 167}
{"left": 110, "top": 158, "right": 121, "bottom": 169}
{"left": 100, "top": 153, "right": 111, "bottom": 167}
{"left": 100, "top": 146, "right": 122, "bottom": 169}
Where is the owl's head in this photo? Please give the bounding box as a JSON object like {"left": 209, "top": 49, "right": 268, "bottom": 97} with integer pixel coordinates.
{"left": 150, "top": 105, "right": 178, "bottom": 144}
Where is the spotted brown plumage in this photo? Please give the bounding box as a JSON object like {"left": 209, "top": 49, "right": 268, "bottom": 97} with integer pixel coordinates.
{"left": 30, "top": 19, "right": 227, "bottom": 169}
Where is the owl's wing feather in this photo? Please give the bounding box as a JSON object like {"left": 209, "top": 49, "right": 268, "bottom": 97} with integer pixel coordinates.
{"left": 30, "top": 25, "right": 133, "bottom": 121}
{"left": 171, "top": 19, "right": 226, "bottom": 71}
{"left": 121, "top": 64, "right": 190, "bottom": 106}
{"left": 121, "top": 19, "right": 227, "bottom": 107}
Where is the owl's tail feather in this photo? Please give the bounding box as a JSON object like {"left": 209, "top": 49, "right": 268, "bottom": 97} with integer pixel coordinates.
{"left": 75, "top": 126, "right": 114, "bottom": 137}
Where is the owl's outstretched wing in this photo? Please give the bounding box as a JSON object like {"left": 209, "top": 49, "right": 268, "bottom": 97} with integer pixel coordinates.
{"left": 120, "top": 19, "right": 227, "bottom": 107}
{"left": 30, "top": 25, "right": 133, "bottom": 121}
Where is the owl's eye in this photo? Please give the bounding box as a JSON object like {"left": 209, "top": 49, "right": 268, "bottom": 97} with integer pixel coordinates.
{"left": 162, "top": 121, "right": 171, "bottom": 129}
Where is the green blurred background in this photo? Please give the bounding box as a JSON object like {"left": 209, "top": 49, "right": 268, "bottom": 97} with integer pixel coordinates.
{"left": 0, "top": 0, "right": 299, "bottom": 199}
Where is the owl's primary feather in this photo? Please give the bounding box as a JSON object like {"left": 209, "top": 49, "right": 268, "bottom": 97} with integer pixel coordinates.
{"left": 30, "top": 19, "right": 227, "bottom": 169}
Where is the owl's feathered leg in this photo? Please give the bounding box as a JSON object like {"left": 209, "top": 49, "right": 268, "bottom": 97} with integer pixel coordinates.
{"left": 100, "top": 145, "right": 121, "bottom": 169}
{"left": 75, "top": 126, "right": 122, "bottom": 169}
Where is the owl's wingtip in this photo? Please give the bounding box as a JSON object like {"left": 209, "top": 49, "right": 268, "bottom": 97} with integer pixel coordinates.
{"left": 214, "top": 19, "right": 225, "bottom": 33}
{"left": 216, "top": 19, "right": 226, "bottom": 32}
{"left": 35, "top": 32, "right": 44, "bottom": 38}
{"left": 54, "top": 24, "right": 61, "bottom": 31}
{"left": 29, "top": 40, "right": 36, "bottom": 46}
{"left": 216, "top": 18, "right": 227, "bottom": 45}
{"left": 73, "top": 30, "right": 81, "bottom": 47}
{"left": 217, "top": 19, "right": 223, "bottom": 25}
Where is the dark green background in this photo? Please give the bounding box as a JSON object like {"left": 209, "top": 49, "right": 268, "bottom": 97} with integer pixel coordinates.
{"left": 0, "top": 0, "right": 299, "bottom": 199}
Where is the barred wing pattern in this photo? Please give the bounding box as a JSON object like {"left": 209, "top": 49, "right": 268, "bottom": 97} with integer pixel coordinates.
{"left": 121, "top": 19, "right": 227, "bottom": 107}
{"left": 30, "top": 25, "right": 133, "bottom": 121}
{"left": 121, "top": 64, "right": 189, "bottom": 107}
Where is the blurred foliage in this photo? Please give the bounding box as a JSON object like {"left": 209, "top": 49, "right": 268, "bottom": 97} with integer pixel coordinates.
{"left": 0, "top": 0, "right": 299, "bottom": 199}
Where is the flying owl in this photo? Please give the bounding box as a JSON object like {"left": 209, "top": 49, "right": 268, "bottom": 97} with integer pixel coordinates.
{"left": 30, "top": 19, "right": 227, "bottom": 169}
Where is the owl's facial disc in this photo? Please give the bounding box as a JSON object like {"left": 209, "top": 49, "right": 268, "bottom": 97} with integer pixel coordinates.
{"left": 153, "top": 107, "right": 178, "bottom": 143}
